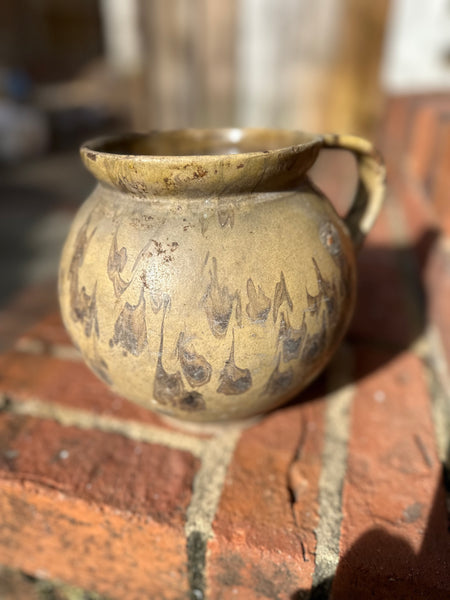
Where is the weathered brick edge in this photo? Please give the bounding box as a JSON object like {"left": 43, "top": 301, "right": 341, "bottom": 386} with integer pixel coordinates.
{"left": 383, "top": 94, "right": 450, "bottom": 542}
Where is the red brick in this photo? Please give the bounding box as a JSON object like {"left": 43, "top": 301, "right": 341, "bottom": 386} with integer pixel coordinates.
{"left": 332, "top": 348, "right": 450, "bottom": 599}
{"left": 381, "top": 95, "right": 449, "bottom": 244}
{"left": 407, "top": 104, "right": 440, "bottom": 184}
{"left": 0, "top": 412, "right": 198, "bottom": 521}
{"left": 382, "top": 94, "right": 450, "bottom": 167}
{"left": 380, "top": 101, "right": 436, "bottom": 246}
{"left": 0, "top": 412, "right": 198, "bottom": 599}
{"left": 431, "top": 119, "right": 450, "bottom": 237}
{"left": 0, "top": 282, "right": 59, "bottom": 353}
{"left": 388, "top": 169, "right": 437, "bottom": 253}
{"left": 426, "top": 240, "right": 450, "bottom": 367}
{"left": 1, "top": 480, "right": 189, "bottom": 600}
{"left": 383, "top": 108, "right": 450, "bottom": 368}
{"left": 406, "top": 101, "right": 450, "bottom": 187}
{"left": 16, "top": 312, "right": 73, "bottom": 349}
{"left": 0, "top": 351, "right": 190, "bottom": 433}
{"left": 380, "top": 97, "right": 411, "bottom": 162}
{"left": 207, "top": 387, "right": 326, "bottom": 598}
{"left": 360, "top": 193, "right": 393, "bottom": 247}
{"left": 349, "top": 205, "right": 415, "bottom": 347}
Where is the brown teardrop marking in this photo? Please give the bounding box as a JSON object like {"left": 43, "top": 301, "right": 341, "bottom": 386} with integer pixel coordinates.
{"left": 261, "top": 353, "right": 294, "bottom": 397}
{"left": 278, "top": 311, "right": 306, "bottom": 362}
{"left": 311, "top": 258, "right": 338, "bottom": 324}
{"left": 68, "top": 214, "right": 96, "bottom": 280}
{"left": 68, "top": 214, "right": 98, "bottom": 333}
{"left": 107, "top": 229, "right": 131, "bottom": 297}
{"left": 305, "top": 259, "right": 324, "bottom": 316}
{"left": 72, "top": 282, "right": 100, "bottom": 339}
{"left": 333, "top": 250, "right": 352, "bottom": 303}
{"left": 306, "top": 286, "right": 321, "bottom": 317}
{"left": 178, "top": 392, "right": 206, "bottom": 412}
{"left": 112, "top": 287, "right": 148, "bottom": 356}
{"left": 217, "top": 335, "right": 252, "bottom": 395}
{"left": 318, "top": 218, "right": 353, "bottom": 301}
{"left": 305, "top": 258, "right": 336, "bottom": 319}
{"left": 302, "top": 310, "right": 328, "bottom": 364}
{"left": 324, "top": 278, "right": 339, "bottom": 329}
{"left": 153, "top": 298, "right": 205, "bottom": 411}
{"left": 202, "top": 257, "right": 236, "bottom": 338}
{"left": 217, "top": 201, "right": 235, "bottom": 228}
{"left": 273, "top": 271, "right": 293, "bottom": 323}
{"left": 246, "top": 278, "right": 271, "bottom": 323}
{"left": 175, "top": 332, "right": 212, "bottom": 388}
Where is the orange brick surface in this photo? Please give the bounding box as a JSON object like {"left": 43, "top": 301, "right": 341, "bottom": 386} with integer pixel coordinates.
{"left": 208, "top": 395, "right": 326, "bottom": 597}
{"left": 0, "top": 350, "right": 178, "bottom": 429}
{"left": 334, "top": 348, "right": 449, "bottom": 599}
{"left": 0, "top": 478, "right": 191, "bottom": 600}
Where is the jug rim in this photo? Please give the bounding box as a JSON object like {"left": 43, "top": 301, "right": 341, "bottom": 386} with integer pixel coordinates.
{"left": 81, "top": 128, "right": 322, "bottom": 158}
{"left": 80, "top": 127, "right": 323, "bottom": 197}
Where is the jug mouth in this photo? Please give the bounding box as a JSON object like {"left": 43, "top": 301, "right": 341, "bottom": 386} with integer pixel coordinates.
{"left": 81, "top": 128, "right": 323, "bottom": 197}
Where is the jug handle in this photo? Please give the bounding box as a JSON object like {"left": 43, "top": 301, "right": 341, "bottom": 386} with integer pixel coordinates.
{"left": 322, "top": 134, "right": 386, "bottom": 250}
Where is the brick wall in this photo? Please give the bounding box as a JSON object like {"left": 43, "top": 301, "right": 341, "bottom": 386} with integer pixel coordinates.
{"left": 0, "top": 97, "right": 449, "bottom": 598}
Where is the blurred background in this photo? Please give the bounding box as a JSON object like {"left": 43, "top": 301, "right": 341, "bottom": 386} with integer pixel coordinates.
{"left": 1, "top": 0, "right": 450, "bottom": 348}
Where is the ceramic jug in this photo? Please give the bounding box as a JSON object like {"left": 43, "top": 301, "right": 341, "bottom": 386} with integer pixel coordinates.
{"left": 59, "top": 128, "right": 385, "bottom": 422}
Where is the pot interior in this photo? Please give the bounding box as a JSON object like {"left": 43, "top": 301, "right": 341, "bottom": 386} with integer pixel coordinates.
{"left": 88, "top": 128, "right": 318, "bottom": 158}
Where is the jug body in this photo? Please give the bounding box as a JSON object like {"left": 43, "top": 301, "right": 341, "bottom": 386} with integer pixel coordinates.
{"left": 59, "top": 129, "right": 384, "bottom": 422}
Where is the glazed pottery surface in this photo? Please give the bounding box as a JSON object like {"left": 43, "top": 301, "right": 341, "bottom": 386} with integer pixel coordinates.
{"left": 59, "top": 129, "right": 385, "bottom": 422}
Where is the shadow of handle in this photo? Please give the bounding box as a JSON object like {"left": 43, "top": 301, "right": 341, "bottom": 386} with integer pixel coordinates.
{"left": 322, "top": 134, "right": 386, "bottom": 251}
